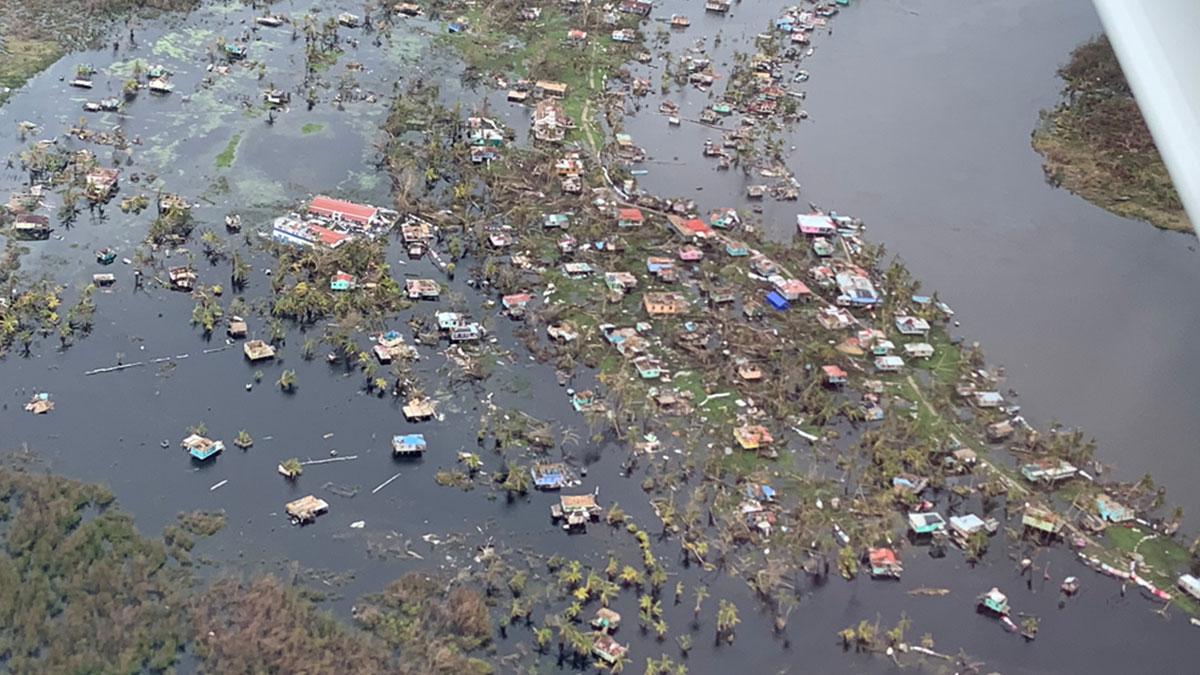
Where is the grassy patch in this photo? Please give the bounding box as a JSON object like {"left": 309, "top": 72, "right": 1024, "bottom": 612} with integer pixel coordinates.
{"left": 215, "top": 133, "right": 241, "bottom": 168}
{"left": 0, "top": 38, "right": 65, "bottom": 106}
{"left": 1102, "top": 525, "right": 1196, "bottom": 613}
{"left": 301, "top": 122, "right": 324, "bottom": 134}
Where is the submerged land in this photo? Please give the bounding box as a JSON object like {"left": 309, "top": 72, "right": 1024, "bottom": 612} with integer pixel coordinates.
{"left": 1, "top": 1, "right": 1199, "bottom": 673}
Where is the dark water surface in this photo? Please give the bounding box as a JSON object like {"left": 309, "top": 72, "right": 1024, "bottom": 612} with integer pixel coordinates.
{"left": 1, "top": 1, "right": 1197, "bottom": 673}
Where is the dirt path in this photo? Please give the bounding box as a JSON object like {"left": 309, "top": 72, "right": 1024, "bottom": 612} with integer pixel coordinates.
{"left": 906, "top": 374, "right": 1027, "bottom": 496}
{"left": 581, "top": 57, "right": 599, "bottom": 156}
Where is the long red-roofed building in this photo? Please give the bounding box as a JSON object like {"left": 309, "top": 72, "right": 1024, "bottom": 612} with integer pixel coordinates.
{"left": 309, "top": 195, "right": 378, "bottom": 224}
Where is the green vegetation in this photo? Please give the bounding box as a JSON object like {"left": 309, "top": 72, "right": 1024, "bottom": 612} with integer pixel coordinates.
{"left": 0, "top": 464, "right": 499, "bottom": 673}
{"left": 215, "top": 133, "right": 241, "bottom": 168}
{"left": 301, "top": 122, "right": 324, "bottom": 134}
{"left": 0, "top": 39, "right": 64, "bottom": 106}
{"left": 0, "top": 467, "right": 191, "bottom": 672}
{"left": 1034, "top": 36, "right": 1191, "bottom": 232}
{"left": 0, "top": 0, "right": 199, "bottom": 107}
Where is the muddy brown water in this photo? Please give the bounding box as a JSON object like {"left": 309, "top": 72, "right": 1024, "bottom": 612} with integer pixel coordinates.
{"left": 0, "top": 0, "right": 1197, "bottom": 672}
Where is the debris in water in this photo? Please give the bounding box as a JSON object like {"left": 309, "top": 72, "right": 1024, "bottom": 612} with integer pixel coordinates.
{"left": 372, "top": 472, "right": 403, "bottom": 494}
{"left": 24, "top": 393, "right": 54, "bottom": 414}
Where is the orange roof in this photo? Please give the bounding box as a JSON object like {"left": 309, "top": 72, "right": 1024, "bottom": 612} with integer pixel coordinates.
{"left": 736, "top": 425, "right": 773, "bottom": 444}
{"left": 682, "top": 218, "right": 711, "bottom": 234}
{"left": 869, "top": 547, "right": 897, "bottom": 564}
{"left": 309, "top": 195, "right": 377, "bottom": 223}
{"left": 618, "top": 208, "right": 643, "bottom": 221}
{"left": 822, "top": 365, "right": 847, "bottom": 378}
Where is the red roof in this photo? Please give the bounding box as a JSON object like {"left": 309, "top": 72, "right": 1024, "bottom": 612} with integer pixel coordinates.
{"left": 503, "top": 292, "right": 531, "bottom": 306}
{"left": 333, "top": 271, "right": 354, "bottom": 282}
{"left": 682, "top": 218, "right": 711, "bottom": 234}
{"left": 822, "top": 365, "right": 847, "bottom": 378}
{"left": 618, "top": 208, "right": 643, "bottom": 221}
{"left": 309, "top": 195, "right": 377, "bottom": 223}
{"left": 310, "top": 223, "right": 349, "bottom": 246}
{"left": 776, "top": 279, "right": 811, "bottom": 295}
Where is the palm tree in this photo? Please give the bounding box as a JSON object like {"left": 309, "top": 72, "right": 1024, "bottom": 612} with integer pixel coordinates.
{"left": 362, "top": 358, "right": 379, "bottom": 389}
{"left": 618, "top": 565, "right": 644, "bottom": 588}
{"left": 715, "top": 599, "right": 739, "bottom": 643}
{"left": 460, "top": 452, "right": 483, "bottom": 477}
{"left": 277, "top": 368, "right": 297, "bottom": 391}
{"left": 692, "top": 585, "right": 709, "bottom": 623}
{"left": 502, "top": 460, "right": 530, "bottom": 498}
{"left": 558, "top": 559, "right": 583, "bottom": 588}
{"left": 280, "top": 457, "right": 303, "bottom": 478}
{"left": 598, "top": 581, "right": 619, "bottom": 606}
{"left": 234, "top": 429, "right": 253, "bottom": 449}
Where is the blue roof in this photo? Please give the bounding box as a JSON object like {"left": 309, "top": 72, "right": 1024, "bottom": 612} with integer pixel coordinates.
{"left": 765, "top": 291, "right": 789, "bottom": 310}
{"left": 395, "top": 434, "right": 426, "bottom": 445}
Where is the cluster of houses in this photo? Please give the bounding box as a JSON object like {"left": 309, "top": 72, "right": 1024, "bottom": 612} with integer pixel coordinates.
{"left": 271, "top": 195, "right": 399, "bottom": 249}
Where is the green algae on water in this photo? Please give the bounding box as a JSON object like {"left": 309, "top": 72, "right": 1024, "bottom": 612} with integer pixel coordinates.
{"left": 215, "top": 133, "right": 241, "bottom": 168}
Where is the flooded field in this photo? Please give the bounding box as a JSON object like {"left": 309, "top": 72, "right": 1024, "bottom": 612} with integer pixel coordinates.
{"left": 1, "top": 0, "right": 1197, "bottom": 673}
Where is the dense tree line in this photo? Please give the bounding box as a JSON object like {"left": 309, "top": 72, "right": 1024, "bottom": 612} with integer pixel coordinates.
{"left": 0, "top": 467, "right": 494, "bottom": 674}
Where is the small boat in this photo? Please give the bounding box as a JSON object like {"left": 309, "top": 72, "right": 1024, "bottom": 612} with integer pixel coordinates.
{"left": 254, "top": 15, "right": 284, "bottom": 27}
{"left": 224, "top": 214, "right": 241, "bottom": 232}
{"left": 99, "top": 97, "right": 120, "bottom": 111}
{"left": 670, "top": 14, "right": 690, "bottom": 27}
{"left": 96, "top": 248, "right": 117, "bottom": 265}
{"left": 69, "top": 79, "right": 94, "bottom": 89}
{"left": 338, "top": 12, "right": 359, "bottom": 27}
{"left": 83, "top": 102, "right": 102, "bottom": 112}
{"left": 812, "top": 236, "right": 835, "bottom": 256}
{"left": 668, "top": 116, "right": 680, "bottom": 126}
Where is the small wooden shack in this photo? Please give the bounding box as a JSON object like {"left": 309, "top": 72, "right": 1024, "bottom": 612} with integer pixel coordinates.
{"left": 403, "top": 397, "right": 435, "bottom": 421}
{"left": 227, "top": 317, "right": 248, "bottom": 338}
{"left": 550, "top": 494, "right": 602, "bottom": 529}
{"left": 243, "top": 339, "right": 276, "bottom": 361}
{"left": 167, "top": 266, "right": 196, "bottom": 291}
{"left": 591, "top": 607, "right": 621, "bottom": 633}
{"left": 286, "top": 495, "right": 329, "bottom": 524}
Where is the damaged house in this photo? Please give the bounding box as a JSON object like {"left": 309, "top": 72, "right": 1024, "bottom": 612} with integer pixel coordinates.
{"left": 642, "top": 292, "right": 688, "bottom": 316}
{"left": 533, "top": 99, "right": 574, "bottom": 142}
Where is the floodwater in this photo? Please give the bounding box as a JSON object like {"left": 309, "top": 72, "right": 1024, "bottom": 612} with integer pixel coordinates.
{"left": 626, "top": 0, "right": 1200, "bottom": 515}
{"left": 0, "top": 0, "right": 1198, "bottom": 673}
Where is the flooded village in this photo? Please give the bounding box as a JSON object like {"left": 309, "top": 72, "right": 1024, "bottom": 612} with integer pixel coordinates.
{"left": 1, "top": 0, "right": 1199, "bottom": 673}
